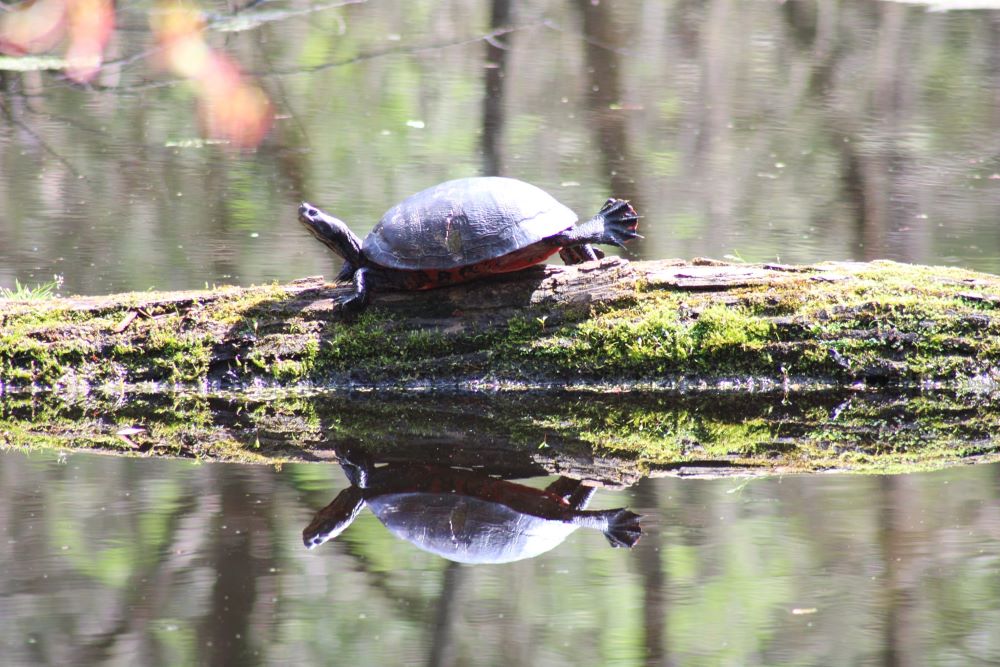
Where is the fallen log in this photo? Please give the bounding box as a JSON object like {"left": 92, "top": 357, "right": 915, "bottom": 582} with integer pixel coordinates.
{"left": 0, "top": 257, "right": 998, "bottom": 392}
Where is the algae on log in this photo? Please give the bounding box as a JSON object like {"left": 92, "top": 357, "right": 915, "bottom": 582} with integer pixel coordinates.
{"left": 0, "top": 257, "right": 999, "bottom": 391}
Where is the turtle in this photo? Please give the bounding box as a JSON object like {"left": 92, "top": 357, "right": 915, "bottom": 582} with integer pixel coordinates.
{"left": 298, "top": 176, "right": 640, "bottom": 314}
{"left": 303, "top": 452, "right": 642, "bottom": 564}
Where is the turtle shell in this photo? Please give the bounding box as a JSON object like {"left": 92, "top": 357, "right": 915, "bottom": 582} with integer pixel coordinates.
{"left": 367, "top": 492, "right": 579, "bottom": 564}
{"left": 362, "top": 177, "right": 577, "bottom": 270}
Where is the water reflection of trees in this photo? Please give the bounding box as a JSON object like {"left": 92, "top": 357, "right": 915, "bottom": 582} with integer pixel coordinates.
{"left": 3, "top": 1, "right": 1000, "bottom": 293}
{"left": 2, "top": 452, "right": 1000, "bottom": 665}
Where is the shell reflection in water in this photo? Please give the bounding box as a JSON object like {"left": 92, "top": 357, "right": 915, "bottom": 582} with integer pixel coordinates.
{"left": 303, "top": 449, "right": 641, "bottom": 564}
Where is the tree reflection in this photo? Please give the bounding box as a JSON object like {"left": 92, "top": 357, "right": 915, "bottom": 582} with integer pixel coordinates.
{"left": 1, "top": 449, "right": 1000, "bottom": 664}
{"left": 572, "top": 0, "right": 646, "bottom": 257}
{"left": 481, "top": 0, "right": 512, "bottom": 177}
{"left": 4, "top": 0, "right": 1000, "bottom": 295}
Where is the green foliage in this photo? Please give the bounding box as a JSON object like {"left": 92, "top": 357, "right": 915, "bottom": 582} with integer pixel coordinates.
{"left": 0, "top": 276, "right": 63, "bottom": 300}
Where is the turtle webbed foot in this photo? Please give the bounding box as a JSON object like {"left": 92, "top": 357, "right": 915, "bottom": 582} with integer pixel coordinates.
{"left": 598, "top": 199, "right": 642, "bottom": 248}
{"left": 599, "top": 508, "right": 642, "bottom": 548}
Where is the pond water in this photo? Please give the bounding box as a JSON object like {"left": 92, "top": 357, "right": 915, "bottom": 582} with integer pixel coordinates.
{"left": 2, "top": 0, "right": 1000, "bottom": 295}
{"left": 3, "top": 0, "right": 1000, "bottom": 664}
{"left": 0, "top": 449, "right": 998, "bottom": 666}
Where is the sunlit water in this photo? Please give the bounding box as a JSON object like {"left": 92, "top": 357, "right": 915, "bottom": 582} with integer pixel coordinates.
{"left": 2, "top": 0, "right": 1000, "bottom": 295}
{"left": 0, "top": 450, "right": 998, "bottom": 666}
{"left": 3, "top": 1, "right": 1000, "bottom": 664}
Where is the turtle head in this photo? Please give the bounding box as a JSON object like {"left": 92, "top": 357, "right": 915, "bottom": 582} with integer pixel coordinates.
{"left": 298, "top": 202, "right": 363, "bottom": 266}
{"left": 302, "top": 486, "right": 366, "bottom": 549}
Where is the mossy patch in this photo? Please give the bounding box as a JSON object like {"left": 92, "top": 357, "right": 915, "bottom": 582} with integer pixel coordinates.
{"left": 0, "top": 283, "right": 296, "bottom": 390}
{"left": 511, "top": 297, "right": 775, "bottom": 377}
{"left": 3, "top": 262, "right": 997, "bottom": 477}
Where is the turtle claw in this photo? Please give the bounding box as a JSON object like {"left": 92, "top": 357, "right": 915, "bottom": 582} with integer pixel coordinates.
{"left": 606, "top": 230, "right": 643, "bottom": 249}
{"left": 559, "top": 244, "right": 605, "bottom": 265}
{"left": 335, "top": 292, "right": 369, "bottom": 318}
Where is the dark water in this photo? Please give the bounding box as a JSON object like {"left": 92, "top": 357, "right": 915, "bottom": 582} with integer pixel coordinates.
{"left": 0, "top": 449, "right": 998, "bottom": 666}
{"left": 4, "top": 1, "right": 1000, "bottom": 664}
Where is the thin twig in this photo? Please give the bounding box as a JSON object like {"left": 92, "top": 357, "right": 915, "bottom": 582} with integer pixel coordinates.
{"left": 483, "top": 33, "right": 511, "bottom": 51}
{"left": 262, "top": 22, "right": 541, "bottom": 78}
{"left": 33, "top": 22, "right": 546, "bottom": 96}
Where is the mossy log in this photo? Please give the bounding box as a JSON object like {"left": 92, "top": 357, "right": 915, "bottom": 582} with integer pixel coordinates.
{"left": 1, "top": 257, "right": 999, "bottom": 392}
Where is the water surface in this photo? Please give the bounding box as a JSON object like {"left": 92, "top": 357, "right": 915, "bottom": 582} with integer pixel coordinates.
{"left": 3, "top": 2, "right": 1000, "bottom": 664}
{"left": 2, "top": 0, "right": 1000, "bottom": 295}
{"left": 1, "top": 450, "right": 998, "bottom": 666}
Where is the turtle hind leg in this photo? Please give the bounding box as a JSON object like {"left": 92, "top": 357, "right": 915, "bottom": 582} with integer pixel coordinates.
{"left": 545, "top": 477, "right": 597, "bottom": 509}
{"left": 597, "top": 508, "right": 642, "bottom": 548}
{"left": 567, "top": 485, "right": 596, "bottom": 509}
{"left": 558, "top": 244, "right": 605, "bottom": 265}
{"left": 552, "top": 198, "right": 641, "bottom": 250}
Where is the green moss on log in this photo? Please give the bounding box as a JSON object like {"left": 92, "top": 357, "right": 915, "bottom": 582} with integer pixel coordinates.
{"left": 0, "top": 260, "right": 997, "bottom": 391}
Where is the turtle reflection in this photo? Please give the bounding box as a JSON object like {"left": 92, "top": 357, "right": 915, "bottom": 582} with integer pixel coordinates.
{"left": 303, "top": 452, "right": 641, "bottom": 564}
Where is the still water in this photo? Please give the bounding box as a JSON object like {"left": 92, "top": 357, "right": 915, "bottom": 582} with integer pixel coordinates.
{"left": 2, "top": 0, "right": 1000, "bottom": 295}
{"left": 0, "top": 449, "right": 998, "bottom": 666}
{"left": 4, "top": 1, "right": 1000, "bottom": 664}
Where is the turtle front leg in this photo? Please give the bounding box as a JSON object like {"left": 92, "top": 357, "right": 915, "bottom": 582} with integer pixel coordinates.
{"left": 337, "top": 267, "right": 372, "bottom": 316}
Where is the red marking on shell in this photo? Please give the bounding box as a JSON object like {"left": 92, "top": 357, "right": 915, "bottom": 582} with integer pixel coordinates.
{"left": 396, "top": 242, "right": 560, "bottom": 289}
